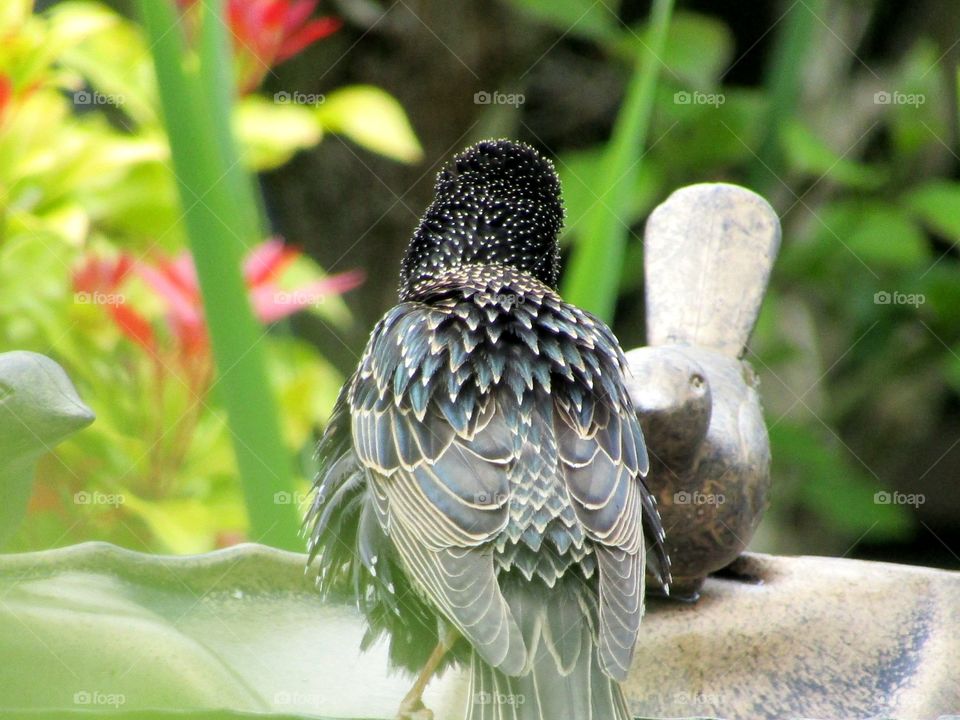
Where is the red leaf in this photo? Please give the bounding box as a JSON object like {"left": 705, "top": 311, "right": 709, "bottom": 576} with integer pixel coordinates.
{"left": 276, "top": 16, "right": 341, "bottom": 62}
{"left": 250, "top": 269, "right": 364, "bottom": 323}
{"left": 244, "top": 237, "right": 300, "bottom": 286}
{"left": 109, "top": 304, "right": 156, "bottom": 351}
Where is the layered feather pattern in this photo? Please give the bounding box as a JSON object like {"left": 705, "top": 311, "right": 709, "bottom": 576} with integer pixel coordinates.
{"left": 304, "top": 140, "right": 669, "bottom": 720}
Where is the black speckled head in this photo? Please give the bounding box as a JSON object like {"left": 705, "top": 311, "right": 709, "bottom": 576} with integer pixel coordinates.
{"left": 399, "top": 139, "right": 564, "bottom": 299}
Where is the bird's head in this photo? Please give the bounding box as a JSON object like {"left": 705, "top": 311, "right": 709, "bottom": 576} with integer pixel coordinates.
{"left": 399, "top": 139, "right": 564, "bottom": 300}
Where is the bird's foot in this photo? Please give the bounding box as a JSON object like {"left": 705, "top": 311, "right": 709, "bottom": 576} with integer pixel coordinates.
{"left": 395, "top": 697, "right": 433, "bottom": 720}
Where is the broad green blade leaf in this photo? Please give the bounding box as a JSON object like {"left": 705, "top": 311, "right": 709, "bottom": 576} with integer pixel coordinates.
{"left": 235, "top": 96, "right": 323, "bottom": 171}
{"left": 316, "top": 86, "right": 423, "bottom": 164}
{"left": 780, "top": 120, "right": 887, "bottom": 190}
{"left": 509, "top": 0, "right": 619, "bottom": 43}
{"left": 0, "top": 543, "right": 449, "bottom": 719}
{"left": 902, "top": 180, "right": 960, "bottom": 239}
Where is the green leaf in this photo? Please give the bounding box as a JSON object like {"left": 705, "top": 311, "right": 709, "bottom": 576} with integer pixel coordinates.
{"left": 0, "top": 543, "right": 423, "bottom": 718}
{"left": 770, "top": 422, "right": 912, "bottom": 538}
{"left": 844, "top": 204, "right": 929, "bottom": 268}
{"left": 902, "top": 180, "right": 960, "bottom": 239}
{"left": 614, "top": 11, "right": 733, "bottom": 89}
{"left": 509, "top": 0, "right": 619, "bottom": 43}
{"left": 47, "top": 1, "right": 158, "bottom": 126}
{"left": 234, "top": 96, "right": 323, "bottom": 171}
{"left": 316, "top": 86, "right": 423, "bottom": 164}
{"left": 556, "top": 146, "right": 661, "bottom": 244}
{"left": 780, "top": 120, "right": 887, "bottom": 190}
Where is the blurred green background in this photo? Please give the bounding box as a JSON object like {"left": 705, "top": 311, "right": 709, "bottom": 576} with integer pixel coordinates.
{"left": 2, "top": 0, "right": 958, "bottom": 570}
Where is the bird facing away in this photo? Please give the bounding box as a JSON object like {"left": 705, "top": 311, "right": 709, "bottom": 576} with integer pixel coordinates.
{"left": 305, "top": 139, "right": 669, "bottom": 720}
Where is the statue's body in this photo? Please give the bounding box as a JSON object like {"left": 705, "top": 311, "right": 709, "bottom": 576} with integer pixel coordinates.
{"left": 627, "top": 183, "right": 781, "bottom": 599}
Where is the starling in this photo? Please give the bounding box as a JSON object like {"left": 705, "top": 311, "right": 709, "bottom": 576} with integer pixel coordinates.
{"left": 305, "top": 139, "right": 669, "bottom": 720}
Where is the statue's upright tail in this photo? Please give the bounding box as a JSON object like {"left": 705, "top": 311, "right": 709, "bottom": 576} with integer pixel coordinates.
{"left": 643, "top": 183, "right": 781, "bottom": 357}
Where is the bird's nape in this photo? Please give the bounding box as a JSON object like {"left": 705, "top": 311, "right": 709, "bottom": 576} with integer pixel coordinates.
{"left": 399, "top": 139, "right": 564, "bottom": 300}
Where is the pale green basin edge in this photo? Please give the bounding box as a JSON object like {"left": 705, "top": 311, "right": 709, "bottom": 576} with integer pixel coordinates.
{"left": 1, "top": 543, "right": 958, "bottom": 719}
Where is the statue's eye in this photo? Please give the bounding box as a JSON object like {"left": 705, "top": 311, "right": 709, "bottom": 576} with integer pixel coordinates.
{"left": 690, "top": 374, "right": 705, "bottom": 390}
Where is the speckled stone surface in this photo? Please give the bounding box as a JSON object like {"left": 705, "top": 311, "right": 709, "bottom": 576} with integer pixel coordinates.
{"left": 623, "top": 553, "right": 960, "bottom": 719}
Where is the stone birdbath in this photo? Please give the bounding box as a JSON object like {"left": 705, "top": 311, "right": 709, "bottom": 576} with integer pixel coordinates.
{"left": 1, "top": 186, "right": 958, "bottom": 720}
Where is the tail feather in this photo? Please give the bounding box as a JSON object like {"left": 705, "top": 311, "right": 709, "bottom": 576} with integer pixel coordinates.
{"left": 465, "top": 576, "right": 632, "bottom": 720}
{"left": 466, "top": 645, "right": 631, "bottom": 720}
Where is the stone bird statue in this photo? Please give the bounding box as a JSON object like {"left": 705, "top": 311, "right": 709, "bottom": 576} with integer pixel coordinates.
{"left": 305, "top": 140, "right": 669, "bottom": 720}
{"left": 0, "top": 351, "right": 95, "bottom": 548}
{"left": 625, "top": 183, "right": 780, "bottom": 600}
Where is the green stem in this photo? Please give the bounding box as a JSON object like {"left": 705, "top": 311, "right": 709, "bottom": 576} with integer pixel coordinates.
{"left": 561, "top": 0, "right": 675, "bottom": 321}
{"left": 137, "top": 0, "right": 299, "bottom": 550}
{"left": 748, "top": 0, "right": 824, "bottom": 190}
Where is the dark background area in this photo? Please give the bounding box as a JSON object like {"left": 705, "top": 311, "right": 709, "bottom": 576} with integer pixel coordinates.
{"left": 268, "top": 0, "right": 960, "bottom": 570}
